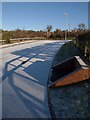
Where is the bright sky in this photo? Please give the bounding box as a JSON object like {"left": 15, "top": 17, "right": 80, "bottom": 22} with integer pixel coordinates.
{"left": 2, "top": 2, "right": 88, "bottom": 31}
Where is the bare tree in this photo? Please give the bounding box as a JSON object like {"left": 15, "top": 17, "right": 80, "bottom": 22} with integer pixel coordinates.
{"left": 46, "top": 25, "right": 52, "bottom": 32}
{"left": 78, "top": 23, "right": 86, "bottom": 30}
{"left": 46, "top": 25, "right": 52, "bottom": 39}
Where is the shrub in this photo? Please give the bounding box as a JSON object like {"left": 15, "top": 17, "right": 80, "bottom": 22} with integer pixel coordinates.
{"left": 75, "top": 30, "right": 90, "bottom": 61}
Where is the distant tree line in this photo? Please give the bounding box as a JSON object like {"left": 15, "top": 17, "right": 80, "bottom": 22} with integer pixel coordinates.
{"left": 1, "top": 29, "right": 74, "bottom": 41}
{"left": 0, "top": 23, "right": 87, "bottom": 43}
{"left": 0, "top": 23, "right": 88, "bottom": 43}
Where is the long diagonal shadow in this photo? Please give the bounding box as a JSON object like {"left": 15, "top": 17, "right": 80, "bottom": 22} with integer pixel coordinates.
{"left": 2, "top": 41, "right": 62, "bottom": 117}
{"left": 6, "top": 72, "right": 48, "bottom": 117}
{"left": 1, "top": 43, "right": 55, "bottom": 82}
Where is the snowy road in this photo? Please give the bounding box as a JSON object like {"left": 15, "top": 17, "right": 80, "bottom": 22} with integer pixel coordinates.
{"left": 0, "top": 40, "right": 64, "bottom": 118}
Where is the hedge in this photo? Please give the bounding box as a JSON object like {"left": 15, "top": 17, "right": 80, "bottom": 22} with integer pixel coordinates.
{"left": 74, "top": 30, "right": 90, "bottom": 61}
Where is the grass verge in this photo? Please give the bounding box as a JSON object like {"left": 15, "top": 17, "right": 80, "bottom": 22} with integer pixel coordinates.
{"left": 53, "top": 41, "right": 90, "bottom": 66}
{"left": 49, "top": 41, "right": 90, "bottom": 119}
